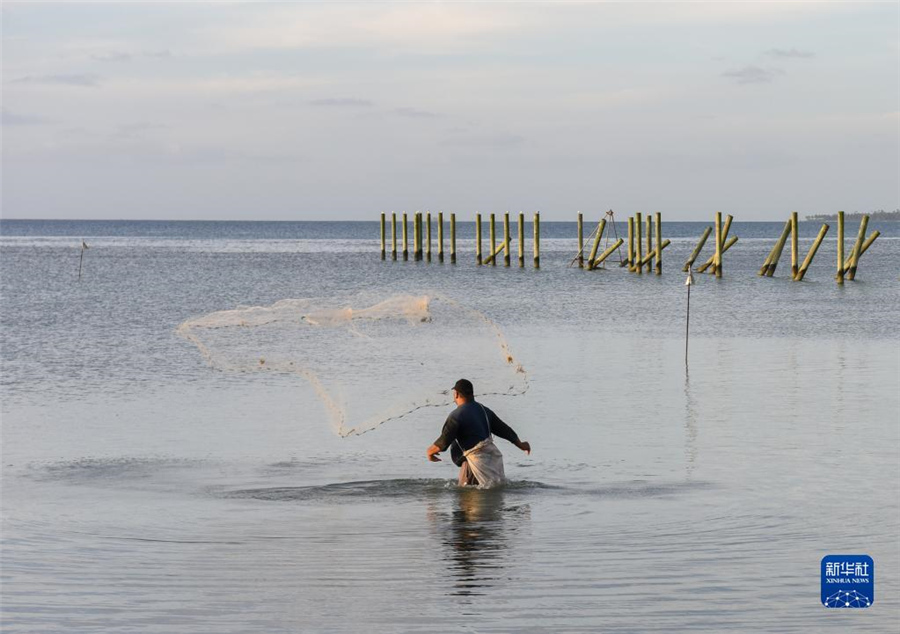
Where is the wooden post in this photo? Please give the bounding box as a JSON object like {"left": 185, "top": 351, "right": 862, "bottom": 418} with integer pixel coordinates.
{"left": 758, "top": 222, "right": 786, "bottom": 276}
{"left": 391, "top": 212, "right": 397, "bottom": 261}
{"left": 645, "top": 214, "right": 653, "bottom": 273}
{"left": 380, "top": 212, "right": 386, "bottom": 260}
{"left": 482, "top": 241, "right": 506, "bottom": 265}
{"left": 591, "top": 238, "right": 625, "bottom": 269}
{"left": 684, "top": 227, "right": 711, "bottom": 272}
{"left": 843, "top": 229, "right": 880, "bottom": 272}
{"left": 503, "top": 212, "right": 511, "bottom": 267}
{"left": 713, "top": 211, "right": 722, "bottom": 278}
{"left": 450, "top": 213, "right": 456, "bottom": 264}
{"left": 518, "top": 212, "right": 525, "bottom": 268}
{"left": 795, "top": 223, "right": 829, "bottom": 281}
{"left": 847, "top": 214, "right": 869, "bottom": 280}
{"left": 638, "top": 239, "right": 671, "bottom": 268}
{"left": 635, "top": 212, "right": 643, "bottom": 275}
{"left": 764, "top": 220, "right": 792, "bottom": 277}
{"left": 790, "top": 211, "right": 799, "bottom": 279}
{"left": 697, "top": 236, "right": 738, "bottom": 273}
{"left": 577, "top": 212, "right": 584, "bottom": 268}
{"left": 489, "top": 213, "right": 496, "bottom": 266}
{"left": 475, "top": 213, "right": 482, "bottom": 265}
{"left": 533, "top": 212, "right": 540, "bottom": 268}
{"left": 586, "top": 219, "right": 607, "bottom": 269}
{"left": 426, "top": 212, "right": 432, "bottom": 262}
{"left": 625, "top": 216, "right": 634, "bottom": 269}
{"left": 402, "top": 212, "right": 409, "bottom": 261}
{"left": 437, "top": 211, "right": 444, "bottom": 263}
{"left": 836, "top": 211, "right": 844, "bottom": 284}
{"left": 654, "top": 211, "right": 662, "bottom": 275}
{"left": 414, "top": 212, "right": 422, "bottom": 261}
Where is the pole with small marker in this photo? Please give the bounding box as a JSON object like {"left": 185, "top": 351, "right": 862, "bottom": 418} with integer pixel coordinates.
{"left": 391, "top": 212, "right": 397, "bottom": 260}
{"left": 503, "top": 212, "right": 511, "bottom": 267}
{"left": 402, "top": 212, "right": 409, "bottom": 261}
{"left": 577, "top": 212, "right": 584, "bottom": 268}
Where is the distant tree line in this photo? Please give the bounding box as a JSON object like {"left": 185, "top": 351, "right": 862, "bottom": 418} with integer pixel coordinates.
{"left": 806, "top": 209, "right": 900, "bottom": 221}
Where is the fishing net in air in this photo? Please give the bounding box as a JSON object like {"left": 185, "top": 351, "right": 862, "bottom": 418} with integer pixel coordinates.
{"left": 176, "top": 294, "right": 527, "bottom": 436}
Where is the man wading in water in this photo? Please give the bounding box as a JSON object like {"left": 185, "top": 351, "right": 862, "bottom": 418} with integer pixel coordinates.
{"left": 426, "top": 379, "right": 531, "bottom": 487}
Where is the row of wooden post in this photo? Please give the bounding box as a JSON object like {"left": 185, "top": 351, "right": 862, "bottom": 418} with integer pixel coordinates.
{"left": 682, "top": 213, "right": 737, "bottom": 277}
{"left": 380, "top": 211, "right": 541, "bottom": 268}
{"left": 612, "top": 212, "right": 667, "bottom": 275}
{"left": 756, "top": 211, "right": 879, "bottom": 283}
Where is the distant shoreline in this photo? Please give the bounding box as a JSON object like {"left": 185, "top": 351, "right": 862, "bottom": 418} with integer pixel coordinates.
{"left": 806, "top": 211, "right": 899, "bottom": 222}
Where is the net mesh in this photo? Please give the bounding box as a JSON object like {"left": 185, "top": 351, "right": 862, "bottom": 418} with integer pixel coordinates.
{"left": 176, "top": 294, "right": 527, "bottom": 436}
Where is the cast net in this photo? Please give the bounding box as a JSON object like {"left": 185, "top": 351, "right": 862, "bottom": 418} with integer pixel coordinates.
{"left": 176, "top": 294, "right": 527, "bottom": 436}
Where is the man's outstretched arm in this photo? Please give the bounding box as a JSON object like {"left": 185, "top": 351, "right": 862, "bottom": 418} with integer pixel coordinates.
{"left": 489, "top": 410, "right": 531, "bottom": 454}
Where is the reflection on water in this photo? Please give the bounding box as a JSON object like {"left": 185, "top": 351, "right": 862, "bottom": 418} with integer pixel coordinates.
{"left": 683, "top": 372, "right": 698, "bottom": 480}
{"left": 426, "top": 487, "right": 530, "bottom": 597}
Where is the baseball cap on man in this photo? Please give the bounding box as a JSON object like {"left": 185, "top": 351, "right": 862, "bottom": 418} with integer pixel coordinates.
{"left": 452, "top": 379, "right": 474, "bottom": 398}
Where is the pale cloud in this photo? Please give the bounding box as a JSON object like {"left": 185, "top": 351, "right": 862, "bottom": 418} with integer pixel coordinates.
{"left": 309, "top": 98, "right": 373, "bottom": 107}
{"left": 765, "top": 48, "right": 815, "bottom": 59}
{"left": 1, "top": 108, "right": 50, "bottom": 126}
{"left": 722, "top": 66, "right": 785, "bottom": 85}
{"left": 10, "top": 73, "right": 101, "bottom": 87}
{"left": 393, "top": 107, "right": 442, "bottom": 119}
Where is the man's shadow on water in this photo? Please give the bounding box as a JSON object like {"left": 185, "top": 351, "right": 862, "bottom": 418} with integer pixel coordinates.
{"left": 425, "top": 485, "right": 531, "bottom": 597}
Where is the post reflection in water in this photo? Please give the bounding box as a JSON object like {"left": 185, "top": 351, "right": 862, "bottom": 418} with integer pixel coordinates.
{"left": 426, "top": 486, "right": 531, "bottom": 597}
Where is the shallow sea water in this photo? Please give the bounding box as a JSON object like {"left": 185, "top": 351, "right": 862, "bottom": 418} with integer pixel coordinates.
{"left": 1, "top": 219, "right": 898, "bottom": 632}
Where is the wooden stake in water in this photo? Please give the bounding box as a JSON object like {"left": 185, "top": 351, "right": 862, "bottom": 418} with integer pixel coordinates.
{"left": 426, "top": 212, "right": 432, "bottom": 263}
{"left": 533, "top": 212, "right": 540, "bottom": 269}
{"left": 843, "top": 228, "right": 880, "bottom": 276}
{"left": 655, "top": 211, "right": 662, "bottom": 275}
{"left": 78, "top": 240, "right": 89, "bottom": 281}
{"left": 391, "top": 212, "right": 397, "bottom": 260}
{"left": 684, "top": 227, "right": 711, "bottom": 272}
{"left": 836, "top": 211, "right": 845, "bottom": 284}
{"left": 518, "top": 212, "right": 525, "bottom": 268}
{"left": 847, "top": 214, "right": 869, "bottom": 280}
{"left": 625, "top": 216, "right": 634, "bottom": 269}
{"left": 645, "top": 214, "right": 654, "bottom": 273}
{"left": 475, "top": 213, "right": 482, "bottom": 265}
{"left": 587, "top": 219, "right": 607, "bottom": 269}
{"left": 438, "top": 211, "right": 444, "bottom": 263}
{"left": 577, "top": 212, "right": 584, "bottom": 268}
{"left": 450, "top": 213, "right": 457, "bottom": 264}
{"left": 764, "top": 220, "right": 792, "bottom": 277}
{"left": 795, "top": 223, "right": 829, "bottom": 282}
{"left": 380, "top": 212, "right": 386, "bottom": 260}
{"left": 503, "top": 212, "right": 511, "bottom": 267}
{"left": 790, "top": 211, "right": 799, "bottom": 279}
{"left": 402, "top": 212, "right": 409, "bottom": 261}
{"left": 591, "top": 238, "right": 625, "bottom": 269}
{"left": 713, "top": 212, "right": 722, "bottom": 278}
{"left": 413, "top": 212, "right": 421, "bottom": 261}
{"left": 697, "top": 236, "right": 738, "bottom": 273}
{"left": 489, "top": 213, "right": 497, "bottom": 267}
{"left": 635, "top": 212, "right": 643, "bottom": 275}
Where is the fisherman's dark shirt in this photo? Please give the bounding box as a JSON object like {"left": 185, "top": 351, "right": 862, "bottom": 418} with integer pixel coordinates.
{"left": 433, "top": 400, "right": 521, "bottom": 453}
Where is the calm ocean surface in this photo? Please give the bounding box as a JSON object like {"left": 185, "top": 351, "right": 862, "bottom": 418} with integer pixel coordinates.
{"left": 2, "top": 218, "right": 898, "bottom": 633}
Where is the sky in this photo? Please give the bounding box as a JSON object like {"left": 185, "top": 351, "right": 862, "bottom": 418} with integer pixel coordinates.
{"left": 1, "top": 1, "right": 898, "bottom": 221}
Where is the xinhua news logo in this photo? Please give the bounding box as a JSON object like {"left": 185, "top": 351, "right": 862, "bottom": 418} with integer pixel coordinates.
{"left": 821, "top": 555, "right": 874, "bottom": 608}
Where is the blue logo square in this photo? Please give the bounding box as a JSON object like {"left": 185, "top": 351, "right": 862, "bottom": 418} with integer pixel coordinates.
{"left": 821, "top": 555, "right": 874, "bottom": 608}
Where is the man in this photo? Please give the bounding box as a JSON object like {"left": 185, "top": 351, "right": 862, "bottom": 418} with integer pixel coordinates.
{"left": 426, "top": 379, "right": 531, "bottom": 487}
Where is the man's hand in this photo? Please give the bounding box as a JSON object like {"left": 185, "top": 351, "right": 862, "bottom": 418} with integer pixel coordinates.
{"left": 516, "top": 440, "right": 531, "bottom": 455}
{"left": 426, "top": 444, "right": 442, "bottom": 462}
